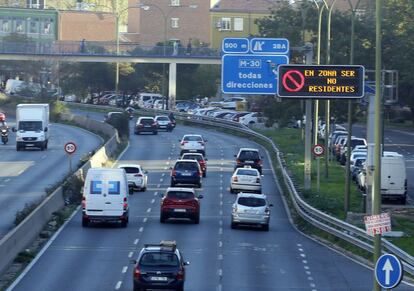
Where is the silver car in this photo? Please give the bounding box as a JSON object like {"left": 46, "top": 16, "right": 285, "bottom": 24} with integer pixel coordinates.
{"left": 231, "top": 193, "right": 273, "bottom": 231}
{"left": 230, "top": 167, "right": 261, "bottom": 193}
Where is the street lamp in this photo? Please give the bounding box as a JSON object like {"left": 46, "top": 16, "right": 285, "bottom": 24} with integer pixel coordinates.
{"left": 138, "top": 3, "right": 197, "bottom": 110}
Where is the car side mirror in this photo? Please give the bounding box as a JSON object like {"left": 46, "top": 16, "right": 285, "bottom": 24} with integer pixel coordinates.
{"left": 12, "top": 127, "right": 16, "bottom": 132}
{"left": 198, "top": 194, "right": 204, "bottom": 199}
{"left": 129, "top": 259, "right": 137, "bottom": 265}
{"left": 184, "top": 261, "right": 190, "bottom": 266}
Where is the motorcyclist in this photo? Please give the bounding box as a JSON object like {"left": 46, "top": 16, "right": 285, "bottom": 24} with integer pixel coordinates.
{"left": 168, "top": 112, "right": 176, "bottom": 128}
{"left": 0, "top": 112, "right": 8, "bottom": 131}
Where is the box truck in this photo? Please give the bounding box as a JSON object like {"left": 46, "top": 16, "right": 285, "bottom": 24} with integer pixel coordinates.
{"left": 13, "top": 104, "right": 49, "bottom": 151}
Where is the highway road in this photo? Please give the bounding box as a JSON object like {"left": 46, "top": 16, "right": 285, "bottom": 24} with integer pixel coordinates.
{"left": 352, "top": 124, "right": 414, "bottom": 204}
{"left": 0, "top": 121, "right": 102, "bottom": 238}
{"left": 9, "top": 113, "right": 413, "bottom": 291}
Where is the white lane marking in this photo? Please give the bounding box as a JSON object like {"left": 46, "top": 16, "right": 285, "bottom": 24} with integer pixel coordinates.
{"left": 162, "top": 173, "right": 165, "bottom": 177}
{"left": 304, "top": 265, "right": 309, "bottom": 270}
{"left": 218, "top": 241, "right": 223, "bottom": 248}
{"left": 139, "top": 227, "right": 144, "bottom": 232}
{"left": 160, "top": 178, "right": 163, "bottom": 183}
{"left": 217, "top": 284, "right": 222, "bottom": 291}
{"left": 218, "top": 269, "right": 223, "bottom": 276}
{"left": 143, "top": 217, "right": 148, "bottom": 223}
{"left": 0, "top": 185, "right": 5, "bottom": 187}
{"left": 146, "top": 208, "right": 151, "bottom": 213}
{"left": 122, "top": 266, "right": 128, "bottom": 273}
{"left": 298, "top": 248, "right": 304, "bottom": 252}
{"left": 134, "top": 239, "right": 139, "bottom": 245}
{"left": 308, "top": 277, "right": 314, "bottom": 281}
{"left": 41, "top": 155, "right": 47, "bottom": 160}
{"left": 220, "top": 210, "right": 223, "bottom": 215}
{"left": 302, "top": 260, "right": 307, "bottom": 264}
{"left": 115, "top": 281, "right": 122, "bottom": 290}
{"left": 219, "top": 220, "right": 223, "bottom": 226}
{"left": 300, "top": 253, "right": 306, "bottom": 258}
{"left": 221, "top": 162, "right": 224, "bottom": 166}
{"left": 154, "top": 192, "right": 158, "bottom": 196}
{"left": 218, "top": 254, "right": 223, "bottom": 260}
{"left": 220, "top": 201, "right": 223, "bottom": 206}
{"left": 220, "top": 193, "right": 223, "bottom": 198}
{"left": 151, "top": 199, "right": 155, "bottom": 204}
{"left": 157, "top": 184, "right": 160, "bottom": 188}
{"left": 128, "top": 252, "right": 134, "bottom": 258}
{"left": 219, "top": 227, "right": 223, "bottom": 235}
{"left": 219, "top": 186, "right": 223, "bottom": 191}
{"left": 310, "top": 283, "right": 316, "bottom": 288}
{"left": 220, "top": 174, "right": 223, "bottom": 178}
{"left": 297, "top": 243, "right": 302, "bottom": 247}
{"left": 168, "top": 157, "right": 171, "bottom": 160}
{"left": 4, "top": 178, "right": 10, "bottom": 182}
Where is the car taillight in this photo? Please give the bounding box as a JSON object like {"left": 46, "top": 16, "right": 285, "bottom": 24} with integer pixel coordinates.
{"left": 233, "top": 176, "right": 238, "bottom": 182}
{"left": 198, "top": 141, "right": 204, "bottom": 145}
{"left": 258, "top": 159, "right": 263, "bottom": 165}
{"left": 181, "top": 141, "right": 188, "bottom": 145}
{"left": 134, "top": 267, "right": 141, "bottom": 279}
{"left": 171, "top": 169, "right": 176, "bottom": 176}
{"left": 152, "top": 122, "right": 158, "bottom": 126}
{"left": 198, "top": 171, "right": 202, "bottom": 177}
{"left": 134, "top": 173, "right": 143, "bottom": 177}
{"left": 138, "top": 124, "right": 143, "bottom": 128}
{"left": 123, "top": 197, "right": 128, "bottom": 210}
{"left": 176, "top": 269, "right": 185, "bottom": 280}
{"left": 236, "top": 159, "right": 241, "bottom": 165}
{"left": 82, "top": 196, "right": 86, "bottom": 209}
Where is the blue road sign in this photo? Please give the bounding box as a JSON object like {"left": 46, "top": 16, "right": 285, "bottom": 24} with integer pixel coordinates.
{"left": 250, "top": 38, "right": 289, "bottom": 55}
{"left": 375, "top": 254, "right": 403, "bottom": 289}
{"left": 222, "top": 38, "right": 249, "bottom": 54}
{"left": 221, "top": 54, "right": 289, "bottom": 95}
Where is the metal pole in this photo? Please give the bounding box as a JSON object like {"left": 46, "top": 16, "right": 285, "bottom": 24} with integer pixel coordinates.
{"left": 304, "top": 43, "right": 314, "bottom": 190}
{"left": 162, "top": 16, "right": 167, "bottom": 109}
{"left": 373, "top": 0, "right": 383, "bottom": 289}
{"left": 115, "top": 12, "right": 120, "bottom": 93}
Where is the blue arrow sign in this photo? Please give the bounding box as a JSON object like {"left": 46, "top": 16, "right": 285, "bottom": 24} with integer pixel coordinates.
{"left": 222, "top": 38, "right": 249, "bottom": 54}
{"left": 221, "top": 54, "right": 289, "bottom": 95}
{"left": 375, "top": 254, "right": 403, "bottom": 289}
{"left": 250, "top": 38, "right": 289, "bottom": 55}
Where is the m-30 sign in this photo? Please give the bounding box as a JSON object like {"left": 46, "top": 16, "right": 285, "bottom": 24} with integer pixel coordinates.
{"left": 277, "top": 65, "right": 365, "bottom": 98}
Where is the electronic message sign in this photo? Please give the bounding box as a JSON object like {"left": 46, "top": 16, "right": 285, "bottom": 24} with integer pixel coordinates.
{"left": 277, "top": 65, "right": 365, "bottom": 98}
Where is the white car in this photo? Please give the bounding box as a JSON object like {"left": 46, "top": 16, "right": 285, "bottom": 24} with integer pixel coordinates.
{"left": 221, "top": 97, "right": 247, "bottom": 110}
{"left": 231, "top": 193, "right": 272, "bottom": 231}
{"left": 179, "top": 134, "right": 207, "bottom": 156}
{"left": 239, "top": 112, "right": 266, "bottom": 126}
{"left": 230, "top": 166, "right": 262, "bottom": 194}
{"left": 118, "top": 164, "right": 148, "bottom": 192}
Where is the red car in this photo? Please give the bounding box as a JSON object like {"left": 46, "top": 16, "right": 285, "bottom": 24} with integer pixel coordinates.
{"left": 181, "top": 153, "right": 207, "bottom": 177}
{"left": 160, "top": 187, "right": 203, "bottom": 224}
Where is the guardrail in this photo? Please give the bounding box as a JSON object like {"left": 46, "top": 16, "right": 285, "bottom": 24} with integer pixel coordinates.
{"left": 0, "top": 113, "right": 120, "bottom": 276}
{"left": 66, "top": 102, "right": 414, "bottom": 276}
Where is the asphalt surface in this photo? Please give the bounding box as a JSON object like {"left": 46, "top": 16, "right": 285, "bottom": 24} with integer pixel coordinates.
{"left": 351, "top": 123, "right": 414, "bottom": 204}
{"left": 0, "top": 120, "right": 102, "bottom": 237}
{"left": 10, "top": 114, "right": 414, "bottom": 291}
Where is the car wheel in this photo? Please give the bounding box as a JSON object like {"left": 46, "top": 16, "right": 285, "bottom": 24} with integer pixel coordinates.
{"left": 141, "top": 187, "right": 147, "bottom": 192}
{"left": 153, "top": 131, "right": 157, "bottom": 135}
{"left": 400, "top": 196, "right": 407, "bottom": 205}
{"left": 231, "top": 221, "right": 237, "bottom": 229}
{"left": 194, "top": 214, "right": 200, "bottom": 224}
{"left": 175, "top": 287, "right": 184, "bottom": 291}
{"left": 262, "top": 224, "right": 269, "bottom": 231}
{"left": 170, "top": 180, "right": 176, "bottom": 187}
{"left": 120, "top": 218, "right": 128, "bottom": 228}
{"left": 202, "top": 172, "right": 206, "bottom": 178}
{"left": 230, "top": 187, "right": 235, "bottom": 194}
{"left": 82, "top": 217, "right": 89, "bottom": 227}
{"left": 45, "top": 141, "right": 48, "bottom": 149}
{"left": 160, "top": 213, "right": 167, "bottom": 223}
{"left": 197, "top": 182, "right": 202, "bottom": 188}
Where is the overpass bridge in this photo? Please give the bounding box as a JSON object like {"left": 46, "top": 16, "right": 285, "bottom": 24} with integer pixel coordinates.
{"left": 0, "top": 41, "right": 222, "bottom": 107}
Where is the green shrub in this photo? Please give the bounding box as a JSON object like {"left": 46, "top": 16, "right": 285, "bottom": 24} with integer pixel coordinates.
{"left": 106, "top": 113, "right": 130, "bottom": 139}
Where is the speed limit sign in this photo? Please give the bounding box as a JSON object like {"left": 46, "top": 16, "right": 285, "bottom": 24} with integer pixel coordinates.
{"left": 64, "top": 142, "right": 77, "bottom": 155}
{"left": 312, "top": 144, "right": 325, "bottom": 157}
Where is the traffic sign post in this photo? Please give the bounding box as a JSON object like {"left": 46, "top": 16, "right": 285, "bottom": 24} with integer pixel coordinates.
{"left": 277, "top": 65, "right": 365, "bottom": 98}
{"left": 312, "top": 144, "right": 325, "bottom": 193}
{"left": 375, "top": 254, "right": 403, "bottom": 289}
{"left": 221, "top": 54, "right": 289, "bottom": 95}
{"left": 64, "top": 142, "right": 77, "bottom": 173}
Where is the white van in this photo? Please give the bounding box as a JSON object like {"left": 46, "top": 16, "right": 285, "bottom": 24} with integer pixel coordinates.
{"left": 381, "top": 152, "right": 407, "bottom": 204}
{"left": 137, "top": 92, "right": 163, "bottom": 108}
{"left": 82, "top": 168, "right": 132, "bottom": 227}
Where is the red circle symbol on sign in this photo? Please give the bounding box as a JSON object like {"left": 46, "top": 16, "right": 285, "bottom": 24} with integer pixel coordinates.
{"left": 282, "top": 70, "right": 305, "bottom": 92}
{"left": 312, "top": 144, "right": 325, "bottom": 157}
{"left": 64, "top": 142, "right": 77, "bottom": 155}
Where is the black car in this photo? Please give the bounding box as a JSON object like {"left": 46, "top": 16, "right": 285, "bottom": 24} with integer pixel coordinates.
{"left": 170, "top": 160, "right": 202, "bottom": 188}
{"left": 134, "top": 117, "right": 158, "bottom": 135}
{"left": 132, "top": 241, "right": 189, "bottom": 291}
{"left": 234, "top": 148, "right": 263, "bottom": 174}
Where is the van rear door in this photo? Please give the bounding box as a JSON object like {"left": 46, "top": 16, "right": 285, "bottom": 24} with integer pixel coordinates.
{"left": 102, "top": 179, "right": 124, "bottom": 217}
{"left": 381, "top": 158, "right": 406, "bottom": 195}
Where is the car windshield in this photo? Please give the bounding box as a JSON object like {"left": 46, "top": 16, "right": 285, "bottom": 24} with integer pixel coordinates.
{"left": 355, "top": 159, "right": 366, "bottom": 167}
{"left": 18, "top": 121, "right": 42, "bottom": 131}
{"left": 237, "top": 197, "right": 266, "bottom": 207}
{"left": 175, "top": 162, "right": 197, "bottom": 171}
{"left": 184, "top": 135, "right": 202, "bottom": 142}
{"left": 351, "top": 139, "right": 366, "bottom": 147}
{"left": 167, "top": 191, "right": 194, "bottom": 199}
{"left": 182, "top": 155, "right": 202, "bottom": 161}
{"left": 237, "top": 169, "right": 258, "bottom": 176}
{"left": 239, "top": 151, "right": 259, "bottom": 160}
{"left": 121, "top": 167, "right": 140, "bottom": 174}
{"left": 139, "top": 252, "right": 179, "bottom": 267}
{"left": 157, "top": 116, "right": 169, "bottom": 121}
{"left": 140, "top": 118, "right": 154, "bottom": 124}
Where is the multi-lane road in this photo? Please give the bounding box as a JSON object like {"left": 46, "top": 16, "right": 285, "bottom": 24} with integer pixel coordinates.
{"left": 8, "top": 113, "right": 413, "bottom": 291}
{"left": 0, "top": 120, "right": 102, "bottom": 237}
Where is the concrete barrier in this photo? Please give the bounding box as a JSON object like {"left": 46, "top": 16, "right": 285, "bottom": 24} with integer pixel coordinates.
{"left": 0, "top": 114, "right": 121, "bottom": 276}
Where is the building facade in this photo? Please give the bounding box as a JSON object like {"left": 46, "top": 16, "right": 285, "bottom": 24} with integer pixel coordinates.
{"left": 210, "top": 0, "right": 280, "bottom": 49}
{"left": 126, "top": 0, "right": 210, "bottom": 47}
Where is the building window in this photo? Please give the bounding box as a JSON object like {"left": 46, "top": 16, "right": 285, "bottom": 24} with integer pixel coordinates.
{"left": 171, "top": 18, "right": 179, "bottom": 28}
{"left": 42, "top": 19, "right": 53, "bottom": 34}
{"left": 234, "top": 18, "right": 243, "bottom": 31}
{"left": 221, "top": 18, "right": 231, "bottom": 31}
{"left": 28, "top": 0, "right": 41, "bottom": 9}
{"left": 0, "top": 18, "right": 11, "bottom": 33}
{"left": 171, "top": 0, "right": 180, "bottom": 6}
{"left": 29, "top": 18, "right": 39, "bottom": 34}
{"left": 14, "top": 18, "right": 25, "bottom": 33}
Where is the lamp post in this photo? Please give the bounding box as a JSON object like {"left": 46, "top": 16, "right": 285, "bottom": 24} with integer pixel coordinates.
{"left": 138, "top": 3, "right": 197, "bottom": 110}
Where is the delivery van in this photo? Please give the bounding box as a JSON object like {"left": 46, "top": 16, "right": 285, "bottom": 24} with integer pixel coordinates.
{"left": 82, "top": 168, "right": 132, "bottom": 227}
{"left": 381, "top": 152, "right": 407, "bottom": 204}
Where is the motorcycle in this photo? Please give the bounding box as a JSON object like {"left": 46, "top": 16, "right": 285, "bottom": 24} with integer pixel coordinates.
{"left": 1, "top": 128, "right": 8, "bottom": 145}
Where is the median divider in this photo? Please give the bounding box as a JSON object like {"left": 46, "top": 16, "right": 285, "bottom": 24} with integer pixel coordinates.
{"left": 0, "top": 112, "right": 121, "bottom": 276}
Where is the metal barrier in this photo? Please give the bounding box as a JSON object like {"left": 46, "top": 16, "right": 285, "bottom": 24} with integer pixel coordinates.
{"left": 66, "top": 102, "right": 414, "bottom": 276}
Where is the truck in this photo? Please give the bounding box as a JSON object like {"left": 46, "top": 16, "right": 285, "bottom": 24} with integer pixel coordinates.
{"left": 13, "top": 104, "right": 50, "bottom": 151}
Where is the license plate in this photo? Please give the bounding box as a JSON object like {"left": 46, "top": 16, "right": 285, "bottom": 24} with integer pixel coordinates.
{"left": 144, "top": 125, "right": 151, "bottom": 127}
{"left": 189, "top": 149, "right": 197, "bottom": 152}
{"left": 26, "top": 143, "right": 34, "bottom": 146}
{"left": 150, "top": 276, "right": 168, "bottom": 281}
{"left": 182, "top": 173, "right": 192, "bottom": 176}
{"left": 174, "top": 209, "right": 186, "bottom": 212}
{"left": 245, "top": 160, "right": 254, "bottom": 164}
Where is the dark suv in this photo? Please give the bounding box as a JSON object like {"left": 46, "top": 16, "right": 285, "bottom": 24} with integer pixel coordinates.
{"left": 134, "top": 117, "right": 158, "bottom": 135}
{"left": 170, "top": 160, "right": 202, "bottom": 188}
{"left": 234, "top": 148, "right": 263, "bottom": 174}
{"left": 132, "top": 241, "right": 189, "bottom": 291}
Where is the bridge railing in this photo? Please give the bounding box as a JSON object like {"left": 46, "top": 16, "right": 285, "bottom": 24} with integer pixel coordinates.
{"left": 0, "top": 41, "right": 221, "bottom": 58}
